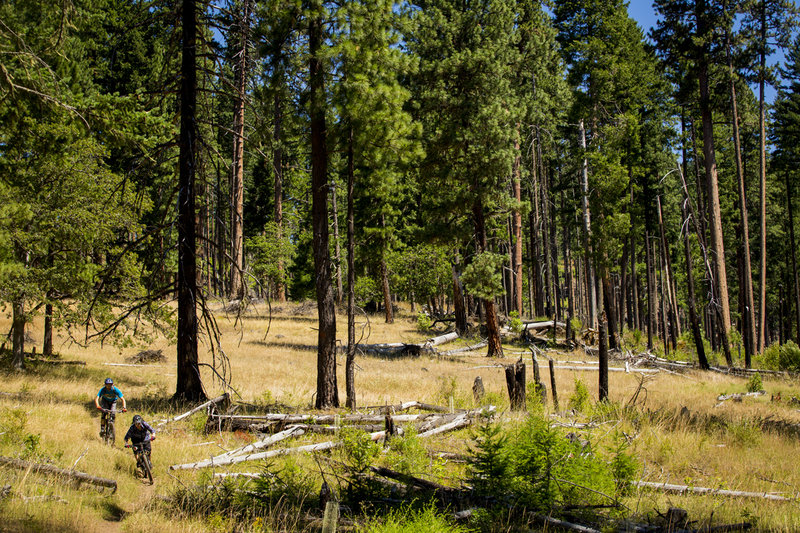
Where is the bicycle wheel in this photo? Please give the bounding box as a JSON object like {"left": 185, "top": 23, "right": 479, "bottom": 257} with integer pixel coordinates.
{"left": 141, "top": 453, "right": 153, "bottom": 484}
{"left": 105, "top": 419, "right": 115, "bottom": 446}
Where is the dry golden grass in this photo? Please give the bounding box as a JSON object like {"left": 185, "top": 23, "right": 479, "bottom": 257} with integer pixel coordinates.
{"left": 1, "top": 300, "right": 799, "bottom": 531}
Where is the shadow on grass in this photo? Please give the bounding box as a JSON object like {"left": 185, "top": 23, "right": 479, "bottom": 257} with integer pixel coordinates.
{"left": 99, "top": 499, "right": 128, "bottom": 522}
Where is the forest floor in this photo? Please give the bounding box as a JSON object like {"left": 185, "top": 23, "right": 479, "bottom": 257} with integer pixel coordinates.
{"left": 1, "top": 300, "right": 800, "bottom": 532}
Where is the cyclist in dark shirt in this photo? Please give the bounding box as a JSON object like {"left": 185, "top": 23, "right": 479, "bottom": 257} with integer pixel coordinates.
{"left": 124, "top": 414, "right": 156, "bottom": 455}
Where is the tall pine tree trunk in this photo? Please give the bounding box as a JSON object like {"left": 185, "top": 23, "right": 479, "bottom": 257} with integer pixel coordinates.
{"left": 579, "top": 120, "right": 597, "bottom": 328}
{"left": 346, "top": 125, "right": 356, "bottom": 409}
{"left": 229, "top": 0, "right": 250, "bottom": 300}
{"left": 512, "top": 125, "right": 523, "bottom": 316}
{"left": 757, "top": 2, "right": 768, "bottom": 353}
{"left": 12, "top": 297, "right": 24, "bottom": 371}
{"left": 726, "top": 19, "right": 756, "bottom": 364}
{"left": 786, "top": 171, "right": 800, "bottom": 343}
{"left": 474, "top": 200, "right": 503, "bottom": 357}
{"left": 273, "top": 91, "right": 286, "bottom": 301}
{"left": 696, "top": 0, "right": 733, "bottom": 365}
{"left": 332, "top": 184, "right": 343, "bottom": 306}
{"left": 43, "top": 301, "right": 53, "bottom": 357}
{"left": 175, "top": 0, "right": 205, "bottom": 402}
{"left": 310, "top": 11, "right": 338, "bottom": 408}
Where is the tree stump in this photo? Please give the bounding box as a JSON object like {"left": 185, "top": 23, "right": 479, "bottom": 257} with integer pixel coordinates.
{"left": 505, "top": 358, "right": 526, "bottom": 411}
{"left": 472, "top": 376, "right": 485, "bottom": 404}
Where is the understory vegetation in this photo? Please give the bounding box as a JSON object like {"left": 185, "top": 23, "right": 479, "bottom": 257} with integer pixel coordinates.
{"left": 1, "top": 303, "right": 800, "bottom": 532}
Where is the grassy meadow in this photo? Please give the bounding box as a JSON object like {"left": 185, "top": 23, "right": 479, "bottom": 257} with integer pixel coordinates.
{"left": 1, "top": 300, "right": 800, "bottom": 532}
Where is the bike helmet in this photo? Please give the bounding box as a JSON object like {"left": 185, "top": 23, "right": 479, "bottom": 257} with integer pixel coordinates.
{"left": 105, "top": 378, "right": 113, "bottom": 385}
{"left": 133, "top": 415, "right": 144, "bottom": 424}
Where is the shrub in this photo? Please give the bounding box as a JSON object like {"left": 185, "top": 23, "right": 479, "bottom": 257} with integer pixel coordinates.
{"left": 758, "top": 341, "right": 800, "bottom": 371}
{"left": 357, "top": 502, "right": 469, "bottom": 533}
{"left": 747, "top": 373, "right": 763, "bottom": 393}
{"left": 508, "top": 311, "right": 523, "bottom": 334}
{"left": 567, "top": 378, "right": 592, "bottom": 414}
{"left": 338, "top": 426, "right": 381, "bottom": 473}
{"left": 416, "top": 312, "right": 433, "bottom": 331}
{"left": 467, "top": 415, "right": 620, "bottom": 512}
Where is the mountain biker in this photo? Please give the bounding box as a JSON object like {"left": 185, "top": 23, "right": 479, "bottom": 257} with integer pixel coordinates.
{"left": 124, "top": 415, "right": 156, "bottom": 466}
{"left": 94, "top": 378, "right": 126, "bottom": 436}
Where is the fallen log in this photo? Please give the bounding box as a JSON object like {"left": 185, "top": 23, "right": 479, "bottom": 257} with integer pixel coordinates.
{"left": 0, "top": 456, "right": 117, "bottom": 493}
{"left": 214, "top": 426, "right": 306, "bottom": 460}
{"left": 158, "top": 393, "right": 230, "bottom": 428}
{"left": 438, "top": 340, "right": 488, "bottom": 356}
{"left": 633, "top": 481, "right": 793, "bottom": 502}
{"left": 521, "top": 321, "right": 567, "bottom": 331}
{"left": 209, "top": 412, "right": 438, "bottom": 425}
{"left": 368, "top": 465, "right": 459, "bottom": 498}
{"left": 29, "top": 359, "right": 86, "bottom": 366}
{"left": 528, "top": 513, "right": 601, "bottom": 533}
{"left": 716, "top": 391, "right": 766, "bottom": 402}
{"left": 170, "top": 430, "right": 389, "bottom": 470}
{"left": 365, "top": 400, "right": 459, "bottom": 414}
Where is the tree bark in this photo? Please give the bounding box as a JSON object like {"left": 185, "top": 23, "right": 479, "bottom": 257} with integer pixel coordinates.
{"left": 757, "top": 1, "right": 768, "bottom": 353}
{"left": 346, "top": 125, "right": 356, "bottom": 409}
{"left": 696, "top": 0, "right": 733, "bottom": 365}
{"left": 725, "top": 16, "right": 756, "bottom": 364}
{"left": 786, "top": 171, "right": 800, "bottom": 344}
{"left": 657, "top": 197, "right": 680, "bottom": 350}
{"left": 43, "top": 302, "right": 53, "bottom": 357}
{"left": 473, "top": 199, "right": 503, "bottom": 357}
{"left": 380, "top": 214, "right": 393, "bottom": 323}
{"left": 512, "top": 125, "right": 523, "bottom": 316}
{"left": 273, "top": 90, "right": 286, "bottom": 301}
{"left": 332, "top": 183, "right": 343, "bottom": 306}
{"left": 579, "top": 120, "right": 596, "bottom": 328}
{"left": 598, "top": 312, "right": 608, "bottom": 402}
{"left": 12, "top": 298, "right": 24, "bottom": 370}
{"left": 452, "top": 261, "right": 468, "bottom": 335}
{"left": 310, "top": 11, "right": 338, "bottom": 408}
{"left": 229, "top": 0, "right": 250, "bottom": 300}
{"left": 681, "top": 169, "right": 710, "bottom": 370}
{"left": 175, "top": 0, "right": 205, "bottom": 402}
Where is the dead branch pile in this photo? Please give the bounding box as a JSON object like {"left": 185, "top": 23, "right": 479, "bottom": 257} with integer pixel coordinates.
{"left": 173, "top": 403, "right": 494, "bottom": 471}
{"left": 125, "top": 349, "right": 166, "bottom": 364}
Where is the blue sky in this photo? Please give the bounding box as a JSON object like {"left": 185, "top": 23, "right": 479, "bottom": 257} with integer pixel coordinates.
{"left": 627, "top": 1, "right": 659, "bottom": 36}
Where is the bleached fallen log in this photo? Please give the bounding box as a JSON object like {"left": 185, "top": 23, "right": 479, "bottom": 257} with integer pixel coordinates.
{"left": 552, "top": 365, "right": 659, "bottom": 374}
{"left": 365, "top": 400, "right": 458, "bottom": 414}
{"left": 215, "top": 426, "right": 306, "bottom": 460}
{"left": 528, "top": 513, "right": 601, "bottom": 533}
{"left": 103, "top": 363, "right": 163, "bottom": 368}
{"left": 170, "top": 430, "right": 388, "bottom": 470}
{"left": 633, "top": 481, "right": 793, "bottom": 502}
{"left": 521, "top": 321, "right": 567, "bottom": 331}
{"left": 418, "top": 414, "right": 470, "bottom": 438}
{"left": 716, "top": 391, "right": 766, "bottom": 402}
{"left": 439, "top": 340, "right": 488, "bottom": 356}
{"left": 425, "top": 331, "right": 459, "bottom": 347}
{"left": 158, "top": 393, "right": 230, "bottom": 427}
{"left": 213, "top": 472, "right": 263, "bottom": 480}
{"left": 0, "top": 456, "right": 116, "bottom": 492}
{"left": 209, "top": 412, "right": 438, "bottom": 425}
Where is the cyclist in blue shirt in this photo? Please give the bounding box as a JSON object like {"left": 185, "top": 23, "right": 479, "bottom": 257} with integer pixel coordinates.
{"left": 95, "top": 378, "right": 127, "bottom": 435}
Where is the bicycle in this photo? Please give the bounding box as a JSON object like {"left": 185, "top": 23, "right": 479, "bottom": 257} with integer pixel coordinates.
{"left": 99, "top": 408, "right": 116, "bottom": 446}
{"left": 125, "top": 440, "right": 154, "bottom": 484}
